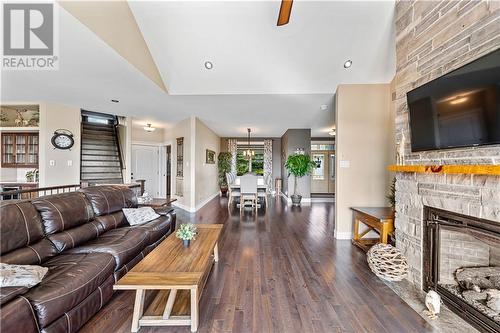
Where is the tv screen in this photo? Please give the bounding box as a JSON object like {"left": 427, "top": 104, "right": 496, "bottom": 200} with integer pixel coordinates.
{"left": 407, "top": 49, "right": 500, "bottom": 152}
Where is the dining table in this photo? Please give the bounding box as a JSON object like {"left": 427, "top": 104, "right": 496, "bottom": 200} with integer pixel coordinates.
{"left": 229, "top": 177, "right": 268, "bottom": 190}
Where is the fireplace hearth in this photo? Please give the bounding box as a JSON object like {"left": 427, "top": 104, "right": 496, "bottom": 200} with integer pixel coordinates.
{"left": 423, "top": 207, "right": 500, "bottom": 333}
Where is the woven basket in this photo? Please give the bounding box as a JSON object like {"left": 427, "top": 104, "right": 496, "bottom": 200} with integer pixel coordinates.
{"left": 367, "top": 243, "right": 408, "bottom": 281}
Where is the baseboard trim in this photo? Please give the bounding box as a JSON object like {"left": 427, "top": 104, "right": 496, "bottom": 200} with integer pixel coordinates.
{"left": 172, "top": 192, "right": 220, "bottom": 213}
{"left": 310, "top": 197, "right": 335, "bottom": 203}
{"left": 335, "top": 231, "right": 353, "bottom": 240}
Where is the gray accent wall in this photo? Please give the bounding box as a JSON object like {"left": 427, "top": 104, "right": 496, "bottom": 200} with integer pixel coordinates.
{"left": 280, "top": 129, "right": 312, "bottom": 198}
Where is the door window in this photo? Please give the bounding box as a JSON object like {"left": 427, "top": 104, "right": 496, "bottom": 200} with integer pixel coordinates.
{"left": 312, "top": 154, "right": 325, "bottom": 180}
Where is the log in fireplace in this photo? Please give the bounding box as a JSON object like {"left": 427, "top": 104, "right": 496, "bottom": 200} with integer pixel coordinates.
{"left": 423, "top": 207, "right": 500, "bottom": 333}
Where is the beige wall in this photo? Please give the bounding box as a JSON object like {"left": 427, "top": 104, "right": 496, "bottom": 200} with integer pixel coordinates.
{"left": 335, "top": 84, "right": 393, "bottom": 239}
{"left": 39, "top": 102, "right": 81, "bottom": 187}
{"left": 131, "top": 126, "right": 165, "bottom": 144}
{"left": 194, "top": 118, "right": 220, "bottom": 208}
{"left": 165, "top": 117, "right": 220, "bottom": 212}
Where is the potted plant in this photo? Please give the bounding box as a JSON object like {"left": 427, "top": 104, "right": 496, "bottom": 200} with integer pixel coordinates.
{"left": 217, "top": 152, "right": 232, "bottom": 196}
{"left": 175, "top": 223, "right": 197, "bottom": 247}
{"left": 26, "top": 169, "right": 39, "bottom": 183}
{"left": 285, "top": 153, "right": 316, "bottom": 206}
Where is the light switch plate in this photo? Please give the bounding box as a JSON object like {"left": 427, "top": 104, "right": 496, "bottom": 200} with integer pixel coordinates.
{"left": 67, "top": 160, "right": 73, "bottom": 166}
{"left": 49, "top": 160, "right": 55, "bottom": 166}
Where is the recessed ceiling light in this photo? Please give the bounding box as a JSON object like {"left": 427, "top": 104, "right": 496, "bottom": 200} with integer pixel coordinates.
{"left": 320, "top": 104, "right": 328, "bottom": 111}
{"left": 204, "top": 61, "right": 213, "bottom": 70}
{"left": 343, "top": 60, "right": 352, "bottom": 69}
{"left": 111, "top": 99, "right": 119, "bottom": 103}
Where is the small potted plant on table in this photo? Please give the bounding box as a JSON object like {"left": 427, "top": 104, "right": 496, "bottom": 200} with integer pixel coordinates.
{"left": 217, "top": 152, "right": 232, "bottom": 196}
{"left": 285, "top": 153, "right": 316, "bottom": 206}
{"left": 176, "top": 223, "right": 197, "bottom": 247}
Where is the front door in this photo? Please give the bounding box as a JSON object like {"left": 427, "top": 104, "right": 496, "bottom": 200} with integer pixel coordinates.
{"left": 311, "top": 151, "right": 335, "bottom": 194}
{"left": 131, "top": 145, "right": 160, "bottom": 197}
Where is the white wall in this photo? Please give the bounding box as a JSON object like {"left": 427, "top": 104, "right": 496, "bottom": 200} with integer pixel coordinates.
{"left": 335, "top": 84, "right": 393, "bottom": 239}
{"left": 194, "top": 118, "right": 220, "bottom": 208}
{"left": 38, "top": 102, "right": 81, "bottom": 187}
{"left": 131, "top": 126, "right": 165, "bottom": 144}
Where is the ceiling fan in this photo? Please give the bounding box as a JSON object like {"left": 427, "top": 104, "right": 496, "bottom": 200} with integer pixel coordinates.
{"left": 277, "top": 0, "right": 293, "bottom": 26}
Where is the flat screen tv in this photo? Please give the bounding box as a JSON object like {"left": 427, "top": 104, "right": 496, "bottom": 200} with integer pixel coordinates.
{"left": 407, "top": 49, "right": 500, "bottom": 152}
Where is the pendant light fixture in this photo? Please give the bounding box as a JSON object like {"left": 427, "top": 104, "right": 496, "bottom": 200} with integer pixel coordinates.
{"left": 242, "top": 128, "right": 255, "bottom": 158}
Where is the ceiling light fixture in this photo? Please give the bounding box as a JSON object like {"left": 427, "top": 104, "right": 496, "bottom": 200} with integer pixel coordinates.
{"left": 143, "top": 123, "right": 156, "bottom": 132}
{"left": 204, "top": 61, "right": 213, "bottom": 70}
{"left": 450, "top": 96, "right": 468, "bottom": 105}
{"left": 343, "top": 60, "right": 352, "bottom": 69}
{"left": 329, "top": 129, "right": 336, "bottom": 136}
{"left": 242, "top": 128, "right": 255, "bottom": 159}
{"left": 111, "top": 99, "right": 119, "bottom": 103}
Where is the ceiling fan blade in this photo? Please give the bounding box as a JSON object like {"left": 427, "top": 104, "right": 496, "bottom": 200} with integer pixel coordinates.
{"left": 277, "top": 0, "right": 293, "bottom": 26}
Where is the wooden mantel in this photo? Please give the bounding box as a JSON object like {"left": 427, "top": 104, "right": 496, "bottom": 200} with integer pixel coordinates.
{"left": 388, "top": 165, "right": 500, "bottom": 176}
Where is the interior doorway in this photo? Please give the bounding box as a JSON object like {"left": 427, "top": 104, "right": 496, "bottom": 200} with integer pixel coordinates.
{"left": 311, "top": 142, "right": 335, "bottom": 196}
{"left": 131, "top": 144, "right": 160, "bottom": 197}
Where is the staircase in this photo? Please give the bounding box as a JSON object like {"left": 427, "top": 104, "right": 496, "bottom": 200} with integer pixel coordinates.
{"left": 80, "top": 121, "right": 123, "bottom": 185}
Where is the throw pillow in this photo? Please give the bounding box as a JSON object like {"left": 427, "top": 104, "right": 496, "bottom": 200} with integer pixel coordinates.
{"left": 123, "top": 207, "right": 161, "bottom": 225}
{"left": 0, "top": 263, "right": 49, "bottom": 288}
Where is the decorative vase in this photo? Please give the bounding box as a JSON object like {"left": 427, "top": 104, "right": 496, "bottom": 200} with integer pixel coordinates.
{"left": 220, "top": 185, "right": 228, "bottom": 197}
{"left": 183, "top": 239, "right": 190, "bottom": 247}
{"left": 291, "top": 194, "right": 302, "bottom": 206}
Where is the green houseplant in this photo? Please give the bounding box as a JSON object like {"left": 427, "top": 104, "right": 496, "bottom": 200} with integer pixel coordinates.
{"left": 217, "top": 152, "right": 232, "bottom": 196}
{"left": 285, "top": 153, "right": 316, "bottom": 206}
{"left": 175, "top": 223, "right": 197, "bottom": 247}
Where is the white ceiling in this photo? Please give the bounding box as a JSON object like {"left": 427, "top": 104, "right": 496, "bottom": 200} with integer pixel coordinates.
{"left": 1, "top": 1, "right": 395, "bottom": 137}
{"left": 130, "top": 0, "right": 396, "bottom": 95}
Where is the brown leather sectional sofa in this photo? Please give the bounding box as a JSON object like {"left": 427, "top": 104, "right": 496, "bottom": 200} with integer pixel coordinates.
{"left": 0, "top": 185, "right": 176, "bottom": 333}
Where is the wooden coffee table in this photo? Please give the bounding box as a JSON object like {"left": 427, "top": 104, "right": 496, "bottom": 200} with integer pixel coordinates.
{"left": 114, "top": 224, "right": 223, "bottom": 332}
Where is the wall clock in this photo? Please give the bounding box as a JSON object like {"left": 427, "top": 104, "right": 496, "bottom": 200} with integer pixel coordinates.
{"left": 51, "top": 129, "right": 74, "bottom": 150}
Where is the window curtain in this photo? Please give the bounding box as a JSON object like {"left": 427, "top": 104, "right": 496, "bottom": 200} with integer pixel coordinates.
{"left": 228, "top": 139, "right": 238, "bottom": 174}
{"left": 264, "top": 139, "right": 273, "bottom": 189}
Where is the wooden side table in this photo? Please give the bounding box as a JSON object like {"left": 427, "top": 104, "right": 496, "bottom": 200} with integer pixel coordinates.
{"left": 351, "top": 207, "right": 395, "bottom": 252}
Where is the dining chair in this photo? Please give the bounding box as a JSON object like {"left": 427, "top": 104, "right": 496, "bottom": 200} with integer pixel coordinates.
{"left": 226, "top": 172, "right": 240, "bottom": 207}
{"left": 240, "top": 173, "right": 258, "bottom": 214}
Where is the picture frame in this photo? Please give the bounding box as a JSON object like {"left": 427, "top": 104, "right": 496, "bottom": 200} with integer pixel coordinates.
{"left": 206, "top": 149, "right": 215, "bottom": 164}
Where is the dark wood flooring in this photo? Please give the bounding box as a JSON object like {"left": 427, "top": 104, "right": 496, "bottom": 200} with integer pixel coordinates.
{"left": 80, "top": 196, "right": 436, "bottom": 333}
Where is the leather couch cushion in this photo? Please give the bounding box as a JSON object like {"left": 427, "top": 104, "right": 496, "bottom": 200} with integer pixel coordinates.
{"left": 0, "top": 286, "right": 29, "bottom": 305}
{"left": 47, "top": 221, "right": 102, "bottom": 253}
{"left": 131, "top": 214, "right": 173, "bottom": 244}
{"left": 32, "top": 192, "right": 95, "bottom": 234}
{"left": 95, "top": 211, "right": 128, "bottom": 232}
{"left": 0, "top": 297, "right": 39, "bottom": 333}
{"left": 67, "top": 227, "right": 148, "bottom": 270}
{"left": 80, "top": 185, "right": 137, "bottom": 216}
{"left": 24, "top": 253, "right": 115, "bottom": 328}
{"left": 0, "top": 200, "right": 44, "bottom": 254}
{"left": 40, "top": 275, "right": 114, "bottom": 333}
{"left": 0, "top": 238, "right": 58, "bottom": 265}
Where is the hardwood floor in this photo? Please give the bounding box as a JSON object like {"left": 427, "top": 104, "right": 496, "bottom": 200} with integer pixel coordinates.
{"left": 80, "top": 196, "right": 436, "bottom": 333}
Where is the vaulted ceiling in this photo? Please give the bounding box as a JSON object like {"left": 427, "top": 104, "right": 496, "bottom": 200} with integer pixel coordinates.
{"left": 1, "top": 1, "right": 396, "bottom": 137}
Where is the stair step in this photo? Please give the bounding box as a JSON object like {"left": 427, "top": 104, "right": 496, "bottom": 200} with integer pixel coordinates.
{"left": 81, "top": 172, "right": 123, "bottom": 179}
{"left": 87, "top": 179, "right": 124, "bottom": 185}
{"left": 81, "top": 144, "right": 118, "bottom": 151}
{"left": 82, "top": 129, "right": 114, "bottom": 137}
{"left": 81, "top": 138, "right": 116, "bottom": 145}
{"left": 81, "top": 160, "right": 121, "bottom": 167}
{"left": 82, "top": 123, "right": 114, "bottom": 129}
{"left": 81, "top": 148, "right": 119, "bottom": 155}
{"left": 82, "top": 166, "right": 122, "bottom": 174}
{"left": 81, "top": 155, "right": 120, "bottom": 161}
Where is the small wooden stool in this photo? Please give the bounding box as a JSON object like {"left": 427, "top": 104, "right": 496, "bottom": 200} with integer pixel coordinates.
{"left": 351, "top": 207, "right": 395, "bottom": 252}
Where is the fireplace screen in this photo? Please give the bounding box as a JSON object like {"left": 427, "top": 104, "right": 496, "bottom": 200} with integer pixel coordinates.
{"left": 424, "top": 207, "right": 500, "bottom": 333}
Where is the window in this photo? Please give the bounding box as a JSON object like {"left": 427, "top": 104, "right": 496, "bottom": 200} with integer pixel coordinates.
{"left": 311, "top": 144, "right": 334, "bottom": 151}
{"left": 236, "top": 146, "right": 264, "bottom": 176}
{"left": 330, "top": 153, "right": 335, "bottom": 180}
{"left": 312, "top": 154, "right": 325, "bottom": 180}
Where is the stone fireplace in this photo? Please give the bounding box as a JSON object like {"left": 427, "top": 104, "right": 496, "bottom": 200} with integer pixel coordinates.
{"left": 423, "top": 206, "right": 500, "bottom": 333}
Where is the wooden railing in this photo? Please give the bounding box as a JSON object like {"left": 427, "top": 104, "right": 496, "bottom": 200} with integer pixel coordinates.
{"left": 0, "top": 183, "right": 141, "bottom": 201}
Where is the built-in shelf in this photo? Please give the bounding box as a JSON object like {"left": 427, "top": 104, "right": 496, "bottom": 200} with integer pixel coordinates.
{"left": 388, "top": 164, "right": 500, "bottom": 176}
